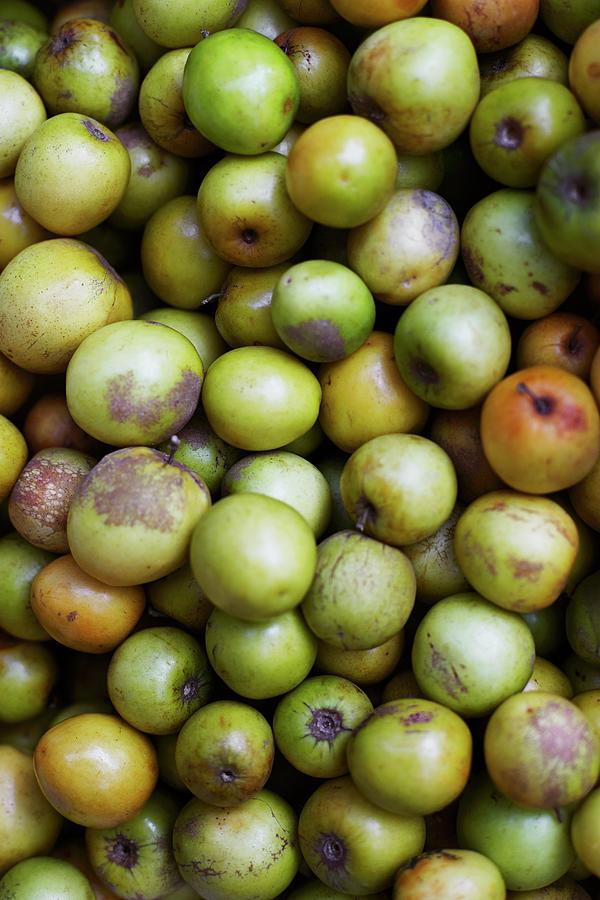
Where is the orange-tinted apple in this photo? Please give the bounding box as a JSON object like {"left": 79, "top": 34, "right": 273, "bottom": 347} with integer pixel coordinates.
{"left": 481, "top": 365, "right": 600, "bottom": 493}
{"left": 517, "top": 312, "right": 600, "bottom": 379}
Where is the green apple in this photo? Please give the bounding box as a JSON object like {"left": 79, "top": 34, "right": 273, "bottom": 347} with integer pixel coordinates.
{"left": 236, "top": 0, "right": 296, "bottom": 37}
{"left": 470, "top": 78, "right": 586, "bottom": 188}
{"left": 571, "top": 786, "right": 600, "bottom": 877}
{"left": 0, "top": 19, "right": 46, "bottom": 78}
{"left": 457, "top": 773, "right": 575, "bottom": 891}
{"left": 175, "top": 700, "right": 274, "bottom": 806}
{"left": 173, "top": 790, "right": 299, "bottom": 900}
{"left": 33, "top": 18, "right": 139, "bottom": 127}
{"left": 190, "top": 492, "right": 317, "bottom": 620}
{"left": 393, "top": 283, "right": 512, "bottom": 409}
{"left": 140, "top": 308, "right": 227, "bottom": 370}
{"left": 454, "top": 491, "right": 579, "bottom": 613}
{"left": 346, "top": 697, "right": 472, "bottom": 816}
{"left": 85, "top": 788, "right": 181, "bottom": 899}
{"left": 462, "top": 189, "right": 581, "bottom": 317}
{"left": 479, "top": 34, "right": 569, "bottom": 99}
{"left": 183, "top": 28, "right": 299, "bottom": 155}
{"left": 197, "top": 152, "right": 313, "bottom": 266}
{"left": 394, "top": 850, "right": 505, "bottom": 900}
{"left": 534, "top": 130, "right": 600, "bottom": 273}
{"left": 0, "top": 856, "right": 95, "bottom": 899}
{"left": 221, "top": 450, "right": 332, "bottom": 537}
{"left": 65, "top": 319, "right": 203, "bottom": 446}
{"left": 566, "top": 570, "right": 600, "bottom": 664}
{"left": 158, "top": 411, "right": 241, "bottom": 498}
{"left": 401, "top": 504, "right": 469, "bottom": 605}
{"left": 285, "top": 114, "right": 397, "bottom": 228}
{"left": 301, "top": 530, "right": 415, "bottom": 649}
{"left": 347, "top": 189, "right": 459, "bottom": 306}
{"left": 0, "top": 70, "right": 46, "bottom": 178}
{"left": 271, "top": 259, "right": 375, "bottom": 362}
{"left": 0, "top": 0, "right": 48, "bottom": 31}
{"left": 215, "top": 264, "right": 289, "bottom": 349}
{"left": 272, "top": 674, "right": 373, "bottom": 778}
{"left": 340, "top": 433, "right": 457, "bottom": 546}
{"left": 108, "top": 0, "right": 163, "bottom": 72}
{"left": 541, "top": 0, "right": 600, "bottom": 44}
{"left": 201, "top": 345, "right": 321, "bottom": 450}
{"left": 204, "top": 606, "right": 317, "bottom": 699}
{"left": 275, "top": 26, "right": 350, "bottom": 124}
{"left": 0, "top": 635, "right": 57, "bottom": 723}
{"left": 411, "top": 591, "right": 536, "bottom": 717}
{"left": 141, "top": 195, "right": 231, "bottom": 310}
{"left": 347, "top": 17, "right": 480, "bottom": 153}
{"left": 133, "top": 0, "right": 248, "bottom": 48}
{"left": 66, "top": 446, "right": 211, "bottom": 586}
{"left": 0, "top": 533, "right": 52, "bottom": 640}
{"left": 147, "top": 563, "right": 213, "bottom": 632}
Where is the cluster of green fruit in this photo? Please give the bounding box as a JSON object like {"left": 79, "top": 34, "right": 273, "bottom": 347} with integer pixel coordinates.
{"left": 2, "top": 0, "right": 600, "bottom": 898}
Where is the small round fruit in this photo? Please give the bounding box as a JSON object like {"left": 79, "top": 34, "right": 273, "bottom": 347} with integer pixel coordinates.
{"left": 0, "top": 533, "right": 52, "bottom": 641}
{"left": 393, "top": 848, "right": 506, "bottom": 900}
{"left": 175, "top": 700, "right": 274, "bottom": 806}
{"left": 173, "top": 790, "right": 300, "bottom": 900}
{"left": 33, "top": 713, "right": 159, "bottom": 828}
{"left": 271, "top": 260, "right": 375, "bottom": 363}
{"left": 0, "top": 70, "right": 46, "bottom": 178}
{"left": 201, "top": 345, "right": 321, "bottom": 451}
{"left": 569, "top": 19, "right": 600, "bottom": 124}
{"left": 285, "top": 115, "right": 397, "bottom": 228}
{"left": 570, "top": 786, "right": 600, "bottom": 877}
{"left": 0, "top": 415, "right": 27, "bottom": 503}
{"left": 0, "top": 856, "right": 95, "bottom": 898}
{"left": 190, "top": 493, "right": 317, "bottom": 620}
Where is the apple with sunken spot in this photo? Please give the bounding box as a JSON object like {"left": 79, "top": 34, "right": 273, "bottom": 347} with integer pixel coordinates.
{"left": 66, "top": 319, "right": 203, "bottom": 447}
{"left": 480, "top": 365, "right": 600, "bottom": 494}
{"left": 517, "top": 311, "right": 600, "bottom": 378}
{"left": 183, "top": 28, "right": 299, "bottom": 155}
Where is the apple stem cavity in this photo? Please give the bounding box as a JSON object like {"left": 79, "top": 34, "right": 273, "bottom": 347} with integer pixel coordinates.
{"left": 516, "top": 381, "right": 555, "bottom": 415}
{"left": 567, "top": 325, "right": 583, "bottom": 355}
{"left": 560, "top": 175, "right": 595, "bottom": 207}
{"left": 241, "top": 228, "right": 258, "bottom": 245}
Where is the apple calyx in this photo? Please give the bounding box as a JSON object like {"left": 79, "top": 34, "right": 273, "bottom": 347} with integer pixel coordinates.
{"left": 106, "top": 834, "right": 139, "bottom": 869}
{"left": 315, "top": 832, "right": 347, "bottom": 871}
{"left": 306, "top": 706, "right": 348, "bottom": 745}
{"left": 516, "top": 381, "right": 554, "bottom": 415}
{"left": 494, "top": 117, "right": 524, "bottom": 150}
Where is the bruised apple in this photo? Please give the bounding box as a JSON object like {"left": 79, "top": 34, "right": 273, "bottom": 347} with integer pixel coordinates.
{"left": 480, "top": 365, "right": 600, "bottom": 494}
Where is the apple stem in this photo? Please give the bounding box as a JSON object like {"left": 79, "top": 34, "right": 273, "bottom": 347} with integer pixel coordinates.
{"left": 200, "top": 291, "right": 223, "bottom": 306}
{"left": 516, "top": 382, "right": 554, "bottom": 416}
{"left": 354, "top": 499, "right": 374, "bottom": 533}
{"left": 166, "top": 435, "right": 180, "bottom": 464}
{"left": 567, "top": 325, "right": 583, "bottom": 354}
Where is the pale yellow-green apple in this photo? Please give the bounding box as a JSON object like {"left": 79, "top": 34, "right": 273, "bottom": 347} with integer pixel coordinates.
{"left": 201, "top": 345, "right": 321, "bottom": 451}
{"left": 412, "top": 592, "right": 535, "bottom": 717}
{"left": 461, "top": 189, "right": 581, "bottom": 319}
{"left": 0, "top": 415, "right": 27, "bottom": 503}
{"left": 454, "top": 491, "right": 579, "bottom": 613}
{"left": 285, "top": 114, "right": 397, "bottom": 228}
{"left": 221, "top": 450, "right": 332, "bottom": 537}
{"left": 0, "top": 70, "right": 46, "bottom": 178}
{"left": 190, "top": 493, "right": 317, "bottom": 620}
{"left": 347, "top": 17, "right": 480, "bottom": 153}
{"left": 66, "top": 446, "right": 211, "bottom": 586}
{"left": 15, "top": 113, "right": 131, "bottom": 235}
{"left": 393, "top": 283, "right": 512, "bottom": 409}
{"left": 138, "top": 48, "right": 215, "bottom": 157}
{"left": 183, "top": 28, "right": 299, "bottom": 154}
{"left": 0, "top": 238, "right": 132, "bottom": 374}
{"left": 133, "top": 0, "right": 248, "bottom": 47}
{"left": 340, "top": 433, "right": 457, "bottom": 546}
{"left": 198, "top": 152, "right": 312, "bottom": 266}
{"left": 347, "top": 188, "right": 459, "bottom": 306}
{"left": 141, "top": 196, "right": 231, "bottom": 310}
{"left": 301, "top": 529, "right": 415, "bottom": 649}
{"left": 65, "top": 319, "right": 203, "bottom": 447}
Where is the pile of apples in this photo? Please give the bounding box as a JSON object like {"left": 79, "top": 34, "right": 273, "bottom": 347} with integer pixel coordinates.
{"left": 2, "top": 0, "right": 600, "bottom": 897}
